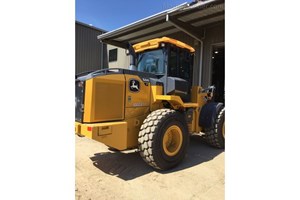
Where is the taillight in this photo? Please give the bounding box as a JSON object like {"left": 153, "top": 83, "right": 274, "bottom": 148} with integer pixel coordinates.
{"left": 87, "top": 126, "right": 92, "bottom": 131}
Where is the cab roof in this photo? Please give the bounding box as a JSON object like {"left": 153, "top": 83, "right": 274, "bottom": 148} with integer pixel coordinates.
{"left": 133, "top": 37, "right": 195, "bottom": 53}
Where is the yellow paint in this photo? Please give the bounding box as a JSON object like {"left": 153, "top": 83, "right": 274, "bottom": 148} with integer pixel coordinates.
{"left": 76, "top": 48, "right": 221, "bottom": 150}
{"left": 75, "top": 121, "right": 128, "bottom": 150}
{"left": 150, "top": 85, "right": 164, "bottom": 111}
{"left": 155, "top": 95, "right": 183, "bottom": 109}
{"left": 124, "top": 74, "right": 150, "bottom": 108}
{"left": 83, "top": 74, "right": 125, "bottom": 123}
{"left": 191, "top": 86, "right": 207, "bottom": 107}
{"left": 125, "top": 107, "right": 150, "bottom": 148}
{"left": 162, "top": 125, "right": 183, "bottom": 156}
{"left": 83, "top": 79, "right": 93, "bottom": 122}
{"left": 121, "top": 74, "right": 153, "bottom": 148}
{"left": 133, "top": 37, "right": 195, "bottom": 53}
{"left": 183, "top": 103, "right": 199, "bottom": 107}
{"left": 190, "top": 86, "right": 201, "bottom": 133}
{"left": 190, "top": 86, "right": 213, "bottom": 133}
{"left": 148, "top": 86, "right": 212, "bottom": 133}
{"left": 125, "top": 107, "right": 150, "bottom": 119}
{"left": 75, "top": 122, "right": 80, "bottom": 134}
{"left": 125, "top": 114, "right": 149, "bottom": 148}
{"left": 155, "top": 95, "right": 198, "bottom": 109}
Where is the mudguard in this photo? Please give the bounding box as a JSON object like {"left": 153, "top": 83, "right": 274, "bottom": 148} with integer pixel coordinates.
{"left": 199, "top": 102, "right": 224, "bottom": 129}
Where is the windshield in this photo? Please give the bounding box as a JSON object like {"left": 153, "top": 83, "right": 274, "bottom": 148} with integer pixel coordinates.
{"left": 137, "top": 49, "right": 165, "bottom": 74}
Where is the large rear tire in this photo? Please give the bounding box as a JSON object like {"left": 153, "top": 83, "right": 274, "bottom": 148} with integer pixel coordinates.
{"left": 203, "top": 107, "right": 225, "bottom": 149}
{"left": 138, "top": 109, "right": 189, "bottom": 170}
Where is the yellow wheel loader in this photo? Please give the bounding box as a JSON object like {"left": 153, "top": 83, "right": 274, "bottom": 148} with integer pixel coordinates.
{"left": 75, "top": 37, "right": 225, "bottom": 170}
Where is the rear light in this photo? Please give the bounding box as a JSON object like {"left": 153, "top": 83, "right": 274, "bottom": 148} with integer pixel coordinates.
{"left": 87, "top": 126, "right": 92, "bottom": 131}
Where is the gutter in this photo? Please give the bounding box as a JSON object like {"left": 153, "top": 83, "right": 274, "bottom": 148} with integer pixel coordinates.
{"left": 97, "top": 2, "right": 189, "bottom": 40}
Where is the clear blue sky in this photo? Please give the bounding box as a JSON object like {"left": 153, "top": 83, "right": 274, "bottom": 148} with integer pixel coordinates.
{"left": 76, "top": 0, "right": 190, "bottom": 31}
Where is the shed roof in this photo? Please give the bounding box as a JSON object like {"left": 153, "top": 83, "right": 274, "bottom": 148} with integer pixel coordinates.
{"left": 97, "top": 0, "right": 224, "bottom": 48}
{"left": 76, "top": 21, "right": 107, "bottom": 33}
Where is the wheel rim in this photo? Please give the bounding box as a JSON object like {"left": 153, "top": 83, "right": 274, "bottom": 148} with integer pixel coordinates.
{"left": 222, "top": 121, "right": 225, "bottom": 138}
{"left": 162, "top": 125, "right": 183, "bottom": 157}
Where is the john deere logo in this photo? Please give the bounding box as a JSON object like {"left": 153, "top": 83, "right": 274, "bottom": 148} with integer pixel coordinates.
{"left": 129, "top": 79, "right": 140, "bottom": 92}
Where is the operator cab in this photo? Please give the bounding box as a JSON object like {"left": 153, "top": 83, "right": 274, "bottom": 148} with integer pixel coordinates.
{"left": 133, "top": 37, "right": 194, "bottom": 102}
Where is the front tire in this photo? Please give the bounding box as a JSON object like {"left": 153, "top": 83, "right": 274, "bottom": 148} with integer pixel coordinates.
{"left": 138, "top": 109, "right": 189, "bottom": 170}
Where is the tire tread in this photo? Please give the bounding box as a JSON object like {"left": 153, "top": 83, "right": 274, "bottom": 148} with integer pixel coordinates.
{"left": 203, "top": 107, "right": 225, "bottom": 148}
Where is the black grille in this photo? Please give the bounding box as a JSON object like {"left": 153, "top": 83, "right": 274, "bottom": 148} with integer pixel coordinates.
{"left": 75, "top": 80, "right": 85, "bottom": 122}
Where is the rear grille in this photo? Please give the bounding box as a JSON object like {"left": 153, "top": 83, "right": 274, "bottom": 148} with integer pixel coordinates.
{"left": 75, "top": 80, "right": 85, "bottom": 122}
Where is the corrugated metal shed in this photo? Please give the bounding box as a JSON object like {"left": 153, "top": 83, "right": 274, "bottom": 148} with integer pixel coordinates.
{"left": 76, "top": 21, "right": 108, "bottom": 74}
{"left": 97, "top": 0, "right": 224, "bottom": 47}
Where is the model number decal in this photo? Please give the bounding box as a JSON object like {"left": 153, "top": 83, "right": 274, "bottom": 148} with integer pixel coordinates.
{"left": 132, "top": 102, "right": 146, "bottom": 107}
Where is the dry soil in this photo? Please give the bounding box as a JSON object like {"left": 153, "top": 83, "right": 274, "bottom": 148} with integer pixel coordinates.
{"left": 75, "top": 135, "right": 224, "bottom": 200}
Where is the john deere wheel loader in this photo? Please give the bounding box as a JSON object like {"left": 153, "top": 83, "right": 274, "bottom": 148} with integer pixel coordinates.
{"left": 75, "top": 37, "right": 225, "bottom": 170}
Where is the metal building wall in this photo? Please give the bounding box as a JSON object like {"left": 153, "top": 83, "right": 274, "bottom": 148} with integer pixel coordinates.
{"left": 167, "top": 21, "right": 224, "bottom": 87}
{"left": 76, "top": 22, "right": 108, "bottom": 74}
{"left": 107, "top": 44, "right": 130, "bottom": 69}
{"left": 201, "top": 21, "right": 225, "bottom": 87}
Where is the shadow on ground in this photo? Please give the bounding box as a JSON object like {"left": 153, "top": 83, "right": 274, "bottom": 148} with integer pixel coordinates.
{"left": 89, "top": 136, "right": 224, "bottom": 181}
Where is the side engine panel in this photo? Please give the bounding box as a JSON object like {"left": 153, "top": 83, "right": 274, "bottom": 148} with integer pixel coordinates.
{"left": 124, "top": 74, "right": 151, "bottom": 148}
{"left": 83, "top": 74, "right": 126, "bottom": 123}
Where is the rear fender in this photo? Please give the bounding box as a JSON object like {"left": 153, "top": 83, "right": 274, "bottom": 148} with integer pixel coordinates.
{"left": 199, "top": 102, "right": 224, "bottom": 129}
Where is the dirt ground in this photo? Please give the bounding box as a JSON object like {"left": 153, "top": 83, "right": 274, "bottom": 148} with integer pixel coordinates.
{"left": 75, "top": 135, "right": 224, "bottom": 200}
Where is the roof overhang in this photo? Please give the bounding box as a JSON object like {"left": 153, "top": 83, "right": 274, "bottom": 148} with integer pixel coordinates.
{"left": 76, "top": 21, "right": 107, "bottom": 33}
{"left": 97, "top": 0, "right": 224, "bottom": 49}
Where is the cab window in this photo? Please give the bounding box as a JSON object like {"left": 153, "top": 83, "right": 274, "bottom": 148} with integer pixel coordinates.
{"left": 137, "top": 49, "right": 164, "bottom": 74}
{"left": 168, "top": 46, "right": 193, "bottom": 82}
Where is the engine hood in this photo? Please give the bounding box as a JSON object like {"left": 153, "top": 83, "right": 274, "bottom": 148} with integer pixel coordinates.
{"left": 76, "top": 68, "right": 157, "bottom": 82}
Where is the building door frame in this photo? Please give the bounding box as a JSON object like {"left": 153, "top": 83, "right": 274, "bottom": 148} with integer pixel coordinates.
{"left": 209, "top": 42, "right": 225, "bottom": 103}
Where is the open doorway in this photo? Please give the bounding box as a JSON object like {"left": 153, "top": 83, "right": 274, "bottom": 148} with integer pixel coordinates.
{"left": 211, "top": 45, "right": 225, "bottom": 104}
